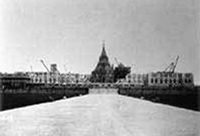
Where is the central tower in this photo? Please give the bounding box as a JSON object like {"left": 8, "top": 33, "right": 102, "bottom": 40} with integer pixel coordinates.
{"left": 90, "top": 43, "right": 114, "bottom": 83}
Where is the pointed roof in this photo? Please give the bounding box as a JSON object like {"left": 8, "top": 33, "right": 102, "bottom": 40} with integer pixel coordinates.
{"left": 90, "top": 43, "right": 114, "bottom": 83}
{"left": 99, "top": 41, "right": 108, "bottom": 61}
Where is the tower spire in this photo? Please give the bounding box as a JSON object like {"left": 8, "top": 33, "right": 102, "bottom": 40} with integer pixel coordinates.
{"left": 90, "top": 42, "right": 114, "bottom": 83}
{"left": 102, "top": 40, "right": 105, "bottom": 47}
{"left": 100, "top": 40, "right": 107, "bottom": 59}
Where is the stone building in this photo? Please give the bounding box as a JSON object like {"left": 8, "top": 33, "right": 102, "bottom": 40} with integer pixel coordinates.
{"left": 147, "top": 72, "right": 194, "bottom": 86}
{"left": 28, "top": 72, "right": 60, "bottom": 84}
{"left": 125, "top": 73, "right": 147, "bottom": 85}
{"left": 28, "top": 71, "right": 90, "bottom": 85}
{"left": 90, "top": 45, "right": 114, "bottom": 83}
{"left": 123, "top": 72, "right": 194, "bottom": 87}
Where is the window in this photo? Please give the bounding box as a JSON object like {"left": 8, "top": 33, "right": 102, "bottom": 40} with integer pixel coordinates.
{"left": 155, "top": 79, "right": 157, "bottom": 84}
{"left": 160, "top": 79, "right": 163, "bottom": 84}
{"left": 185, "top": 79, "right": 187, "bottom": 83}
{"left": 165, "top": 79, "right": 167, "bottom": 84}
{"left": 174, "top": 79, "right": 176, "bottom": 84}
{"left": 151, "top": 79, "right": 154, "bottom": 84}
{"left": 178, "top": 73, "right": 182, "bottom": 78}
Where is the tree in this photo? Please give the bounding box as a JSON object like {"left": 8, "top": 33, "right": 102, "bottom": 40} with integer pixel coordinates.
{"left": 113, "top": 64, "right": 131, "bottom": 82}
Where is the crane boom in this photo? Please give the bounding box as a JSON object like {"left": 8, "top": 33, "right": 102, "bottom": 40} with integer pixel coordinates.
{"left": 40, "top": 60, "right": 50, "bottom": 73}
{"left": 164, "top": 63, "right": 173, "bottom": 72}
{"left": 172, "top": 56, "right": 179, "bottom": 73}
{"left": 40, "top": 60, "right": 61, "bottom": 86}
{"left": 164, "top": 56, "right": 179, "bottom": 73}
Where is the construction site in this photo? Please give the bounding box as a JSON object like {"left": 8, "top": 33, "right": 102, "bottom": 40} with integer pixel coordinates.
{"left": 0, "top": 0, "right": 199, "bottom": 135}
{"left": 0, "top": 46, "right": 199, "bottom": 112}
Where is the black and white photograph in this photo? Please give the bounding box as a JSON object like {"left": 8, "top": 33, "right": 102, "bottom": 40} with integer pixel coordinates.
{"left": 0, "top": 0, "right": 199, "bottom": 135}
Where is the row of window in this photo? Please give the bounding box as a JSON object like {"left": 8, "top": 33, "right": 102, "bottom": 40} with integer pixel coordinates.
{"left": 150, "top": 78, "right": 192, "bottom": 84}
{"left": 33, "top": 78, "right": 56, "bottom": 83}
{"left": 127, "top": 75, "right": 144, "bottom": 78}
{"left": 127, "top": 80, "right": 143, "bottom": 83}
{"left": 151, "top": 72, "right": 184, "bottom": 77}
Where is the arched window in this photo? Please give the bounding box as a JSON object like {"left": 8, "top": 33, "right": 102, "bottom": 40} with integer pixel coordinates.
{"left": 151, "top": 79, "right": 154, "bottom": 84}
{"left": 185, "top": 79, "right": 187, "bottom": 83}
{"left": 160, "top": 79, "right": 163, "bottom": 84}
{"left": 174, "top": 79, "right": 176, "bottom": 84}
{"left": 169, "top": 79, "right": 172, "bottom": 84}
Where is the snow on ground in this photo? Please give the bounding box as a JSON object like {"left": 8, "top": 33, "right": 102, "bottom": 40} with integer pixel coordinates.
{"left": 0, "top": 94, "right": 199, "bottom": 136}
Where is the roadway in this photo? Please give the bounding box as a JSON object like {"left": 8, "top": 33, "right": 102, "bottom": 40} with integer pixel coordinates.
{"left": 0, "top": 94, "right": 199, "bottom": 136}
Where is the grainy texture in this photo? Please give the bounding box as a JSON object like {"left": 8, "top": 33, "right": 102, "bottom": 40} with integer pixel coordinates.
{"left": 0, "top": 94, "right": 199, "bottom": 136}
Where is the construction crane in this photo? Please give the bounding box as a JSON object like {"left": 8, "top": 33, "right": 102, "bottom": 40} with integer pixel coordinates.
{"left": 55, "top": 67, "right": 61, "bottom": 75}
{"left": 172, "top": 56, "right": 179, "bottom": 73}
{"left": 164, "top": 56, "right": 179, "bottom": 73}
{"left": 40, "top": 59, "right": 64, "bottom": 85}
{"left": 56, "top": 68, "right": 64, "bottom": 85}
{"left": 114, "top": 57, "right": 125, "bottom": 67}
{"left": 40, "top": 59, "right": 50, "bottom": 73}
{"left": 40, "top": 59, "right": 52, "bottom": 85}
{"left": 40, "top": 60, "right": 61, "bottom": 75}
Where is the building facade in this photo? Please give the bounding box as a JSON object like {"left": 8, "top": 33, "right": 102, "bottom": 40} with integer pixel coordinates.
{"left": 90, "top": 45, "right": 114, "bottom": 83}
{"left": 125, "top": 73, "right": 147, "bottom": 85}
{"left": 147, "top": 72, "right": 194, "bottom": 86}
{"left": 123, "top": 72, "right": 194, "bottom": 87}
{"left": 28, "top": 72, "right": 90, "bottom": 85}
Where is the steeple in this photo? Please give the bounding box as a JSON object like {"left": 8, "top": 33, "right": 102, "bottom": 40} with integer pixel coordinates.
{"left": 90, "top": 42, "right": 114, "bottom": 83}
{"left": 99, "top": 41, "right": 108, "bottom": 61}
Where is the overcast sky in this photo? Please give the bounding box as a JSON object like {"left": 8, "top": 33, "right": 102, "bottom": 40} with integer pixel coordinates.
{"left": 0, "top": 0, "right": 199, "bottom": 84}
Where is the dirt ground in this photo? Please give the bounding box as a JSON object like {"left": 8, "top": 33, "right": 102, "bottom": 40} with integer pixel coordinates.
{"left": 0, "top": 94, "right": 199, "bottom": 136}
